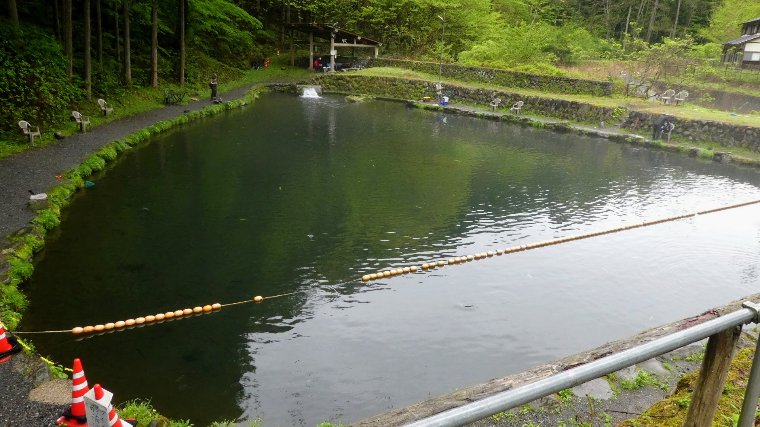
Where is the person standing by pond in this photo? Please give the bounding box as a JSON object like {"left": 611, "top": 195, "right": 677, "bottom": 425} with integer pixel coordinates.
{"left": 209, "top": 73, "right": 218, "bottom": 101}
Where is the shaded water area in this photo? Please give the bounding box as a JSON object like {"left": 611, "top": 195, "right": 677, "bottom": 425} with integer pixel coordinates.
{"left": 22, "top": 93, "right": 760, "bottom": 426}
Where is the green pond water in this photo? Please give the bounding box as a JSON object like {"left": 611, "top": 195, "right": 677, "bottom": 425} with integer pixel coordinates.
{"left": 22, "top": 93, "right": 760, "bottom": 426}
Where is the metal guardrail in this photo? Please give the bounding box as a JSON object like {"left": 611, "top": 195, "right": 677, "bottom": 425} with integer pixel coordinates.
{"left": 405, "top": 301, "right": 760, "bottom": 427}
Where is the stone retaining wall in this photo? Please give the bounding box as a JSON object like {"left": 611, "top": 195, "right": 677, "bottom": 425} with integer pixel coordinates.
{"left": 623, "top": 111, "right": 760, "bottom": 151}
{"left": 368, "top": 58, "right": 613, "bottom": 97}
{"left": 311, "top": 74, "right": 620, "bottom": 124}
{"left": 305, "top": 75, "right": 760, "bottom": 150}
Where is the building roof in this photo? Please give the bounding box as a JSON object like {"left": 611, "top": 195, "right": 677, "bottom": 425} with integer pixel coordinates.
{"left": 724, "top": 33, "right": 760, "bottom": 46}
{"left": 289, "top": 23, "right": 382, "bottom": 46}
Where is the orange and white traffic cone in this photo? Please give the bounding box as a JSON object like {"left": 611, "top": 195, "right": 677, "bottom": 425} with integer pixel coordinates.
{"left": 56, "top": 358, "right": 89, "bottom": 427}
{"left": 0, "top": 322, "right": 22, "bottom": 365}
{"left": 91, "top": 384, "right": 134, "bottom": 427}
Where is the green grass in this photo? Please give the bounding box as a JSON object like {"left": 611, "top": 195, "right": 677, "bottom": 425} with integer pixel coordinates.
{"left": 619, "top": 346, "right": 757, "bottom": 427}
{"left": 620, "top": 370, "right": 670, "bottom": 392}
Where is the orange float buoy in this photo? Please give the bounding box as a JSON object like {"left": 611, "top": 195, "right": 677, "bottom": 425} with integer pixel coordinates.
{"left": 83, "top": 326, "right": 94, "bottom": 334}
{"left": 212, "top": 303, "right": 222, "bottom": 310}
{"left": 182, "top": 309, "right": 193, "bottom": 316}
{"left": 422, "top": 263, "right": 430, "bottom": 269}
{"left": 165, "top": 311, "right": 175, "bottom": 319}
{"left": 410, "top": 266, "right": 418, "bottom": 272}
{"left": 135, "top": 317, "right": 146, "bottom": 325}
{"left": 115, "top": 321, "right": 126, "bottom": 328}
{"left": 202, "top": 305, "right": 213, "bottom": 313}
{"left": 72, "top": 327, "right": 84, "bottom": 334}
{"left": 94, "top": 325, "right": 105, "bottom": 332}
{"left": 104, "top": 323, "right": 115, "bottom": 330}
{"left": 174, "top": 310, "right": 184, "bottom": 317}
{"left": 125, "top": 319, "right": 136, "bottom": 326}
{"left": 145, "top": 316, "right": 155, "bottom": 323}
{"left": 193, "top": 307, "right": 203, "bottom": 313}
{"left": 383, "top": 271, "right": 392, "bottom": 277}
{"left": 437, "top": 260, "right": 446, "bottom": 267}
{"left": 156, "top": 313, "right": 166, "bottom": 320}
{"left": 253, "top": 296, "right": 264, "bottom": 303}
{"left": 403, "top": 267, "right": 411, "bottom": 273}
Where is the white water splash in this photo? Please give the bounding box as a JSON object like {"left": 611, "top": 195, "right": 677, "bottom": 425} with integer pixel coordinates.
{"left": 301, "top": 87, "right": 320, "bottom": 98}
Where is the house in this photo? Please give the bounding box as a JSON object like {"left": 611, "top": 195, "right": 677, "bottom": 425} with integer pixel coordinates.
{"left": 722, "top": 17, "right": 760, "bottom": 67}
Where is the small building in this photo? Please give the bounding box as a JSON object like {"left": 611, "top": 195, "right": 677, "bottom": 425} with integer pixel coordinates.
{"left": 289, "top": 23, "right": 381, "bottom": 72}
{"left": 722, "top": 17, "right": 760, "bottom": 67}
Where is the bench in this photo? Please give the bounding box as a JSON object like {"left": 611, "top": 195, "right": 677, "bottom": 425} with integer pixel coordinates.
{"left": 98, "top": 98, "right": 113, "bottom": 116}
{"left": 71, "top": 111, "right": 90, "bottom": 132}
{"left": 18, "top": 120, "right": 41, "bottom": 143}
{"left": 163, "top": 89, "right": 186, "bottom": 105}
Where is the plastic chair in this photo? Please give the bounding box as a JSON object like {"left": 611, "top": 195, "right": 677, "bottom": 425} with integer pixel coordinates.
{"left": 97, "top": 99, "right": 113, "bottom": 116}
{"left": 489, "top": 98, "right": 502, "bottom": 111}
{"left": 18, "top": 120, "right": 41, "bottom": 143}
{"left": 674, "top": 91, "right": 689, "bottom": 105}
{"left": 660, "top": 89, "right": 676, "bottom": 104}
{"left": 510, "top": 101, "right": 524, "bottom": 114}
{"left": 71, "top": 111, "right": 90, "bottom": 133}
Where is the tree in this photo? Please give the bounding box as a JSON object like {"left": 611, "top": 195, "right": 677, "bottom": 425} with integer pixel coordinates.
{"left": 179, "top": 0, "right": 185, "bottom": 85}
{"left": 85, "top": 0, "right": 92, "bottom": 100}
{"left": 96, "top": 0, "right": 103, "bottom": 67}
{"left": 123, "top": 0, "right": 131, "bottom": 84}
{"left": 150, "top": 0, "right": 158, "bottom": 87}
{"left": 65, "top": 0, "right": 73, "bottom": 78}
{"left": 8, "top": 0, "right": 19, "bottom": 32}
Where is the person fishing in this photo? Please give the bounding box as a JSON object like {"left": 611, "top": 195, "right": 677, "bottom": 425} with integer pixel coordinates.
{"left": 209, "top": 73, "right": 218, "bottom": 101}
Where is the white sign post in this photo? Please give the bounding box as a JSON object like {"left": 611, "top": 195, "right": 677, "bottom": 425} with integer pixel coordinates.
{"left": 83, "top": 387, "right": 113, "bottom": 427}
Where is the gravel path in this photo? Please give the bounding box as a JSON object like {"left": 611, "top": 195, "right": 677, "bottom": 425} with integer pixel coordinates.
{"left": 0, "top": 353, "right": 70, "bottom": 427}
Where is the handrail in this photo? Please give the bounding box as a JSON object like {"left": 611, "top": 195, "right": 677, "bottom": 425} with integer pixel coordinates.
{"left": 405, "top": 303, "right": 760, "bottom": 427}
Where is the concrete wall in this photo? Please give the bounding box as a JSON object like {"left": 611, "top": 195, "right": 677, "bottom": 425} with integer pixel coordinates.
{"left": 368, "top": 58, "right": 614, "bottom": 97}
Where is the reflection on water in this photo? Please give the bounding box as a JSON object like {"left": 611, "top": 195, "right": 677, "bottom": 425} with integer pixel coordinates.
{"left": 23, "top": 94, "right": 760, "bottom": 426}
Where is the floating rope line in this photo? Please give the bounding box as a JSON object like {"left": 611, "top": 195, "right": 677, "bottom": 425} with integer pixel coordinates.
{"left": 12, "top": 291, "right": 301, "bottom": 337}
{"left": 360, "top": 199, "right": 760, "bottom": 282}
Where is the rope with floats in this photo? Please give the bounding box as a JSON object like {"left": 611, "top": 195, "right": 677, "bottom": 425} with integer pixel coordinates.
{"left": 12, "top": 291, "right": 300, "bottom": 337}
{"left": 360, "top": 198, "right": 760, "bottom": 282}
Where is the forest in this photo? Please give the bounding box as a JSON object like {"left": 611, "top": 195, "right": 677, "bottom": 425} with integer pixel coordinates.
{"left": 1, "top": 0, "right": 760, "bottom": 139}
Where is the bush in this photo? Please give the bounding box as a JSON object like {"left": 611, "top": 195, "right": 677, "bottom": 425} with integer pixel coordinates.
{"left": 0, "top": 22, "right": 81, "bottom": 133}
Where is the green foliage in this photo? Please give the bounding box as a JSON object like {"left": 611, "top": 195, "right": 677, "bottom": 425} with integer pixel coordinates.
{"left": 189, "top": 0, "right": 262, "bottom": 68}
{"left": 621, "top": 370, "right": 669, "bottom": 391}
{"left": 0, "top": 22, "right": 80, "bottom": 135}
{"left": 699, "top": 0, "right": 760, "bottom": 43}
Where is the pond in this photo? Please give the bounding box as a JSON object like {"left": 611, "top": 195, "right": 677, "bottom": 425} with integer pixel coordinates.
{"left": 22, "top": 93, "right": 760, "bottom": 426}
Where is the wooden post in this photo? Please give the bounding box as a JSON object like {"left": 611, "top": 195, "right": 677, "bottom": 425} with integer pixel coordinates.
{"left": 683, "top": 326, "right": 741, "bottom": 427}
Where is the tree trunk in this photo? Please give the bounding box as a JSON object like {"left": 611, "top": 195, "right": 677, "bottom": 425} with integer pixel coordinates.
{"left": 671, "top": 0, "right": 682, "bottom": 38}
{"left": 96, "top": 0, "right": 102, "bottom": 68}
{"left": 54, "top": 0, "right": 61, "bottom": 42}
{"left": 65, "top": 0, "right": 73, "bottom": 78}
{"left": 151, "top": 0, "right": 158, "bottom": 88}
{"left": 645, "top": 0, "right": 659, "bottom": 42}
{"left": 179, "top": 0, "right": 185, "bottom": 85}
{"left": 115, "top": 4, "right": 121, "bottom": 64}
{"left": 123, "top": 0, "right": 131, "bottom": 85}
{"left": 84, "top": 0, "right": 91, "bottom": 100}
{"left": 623, "top": 5, "right": 632, "bottom": 48}
{"left": 8, "top": 0, "right": 19, "bottom": 32}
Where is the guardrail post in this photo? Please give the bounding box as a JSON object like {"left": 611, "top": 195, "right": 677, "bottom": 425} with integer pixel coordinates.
{"left": 737, "top": 301, "right": 760, "bottom": 427}
{"left": 683, "top": 326, "right": 741, "bottom": 427}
